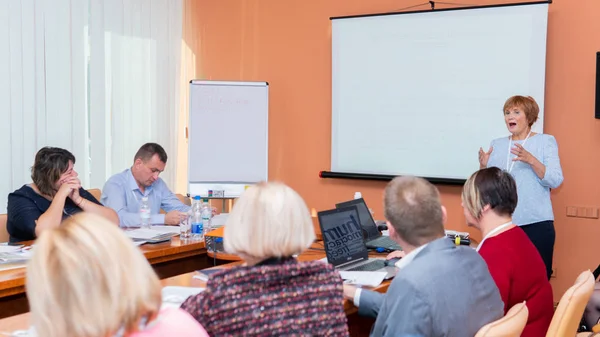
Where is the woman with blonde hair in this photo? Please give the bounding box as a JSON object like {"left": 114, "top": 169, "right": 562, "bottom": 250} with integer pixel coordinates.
{"left": 181, "top": 181, "right": 350, "bottom": 336}
{"left": 26, "top": 212, "right": 208, "bottom": 337}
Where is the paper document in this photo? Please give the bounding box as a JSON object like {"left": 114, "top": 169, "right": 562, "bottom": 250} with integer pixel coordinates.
{"left": 193, "top": 268, "right": 225, "bottom": 282}
{"left": 0, "top": 245, "right": 23, "bottom": 253}
{"left": 338, "top": 271, "right": 387, "bottom": 287}
{"left": 131, "top": 240, "right": 147, "bottom": 247}
{"left": 125, "top": 228, "right": 170, "bottom": 240}
{"left": 0, "top": 250, "right": 33, "bottom": 263}
{"left": 0, "top": 261, "right": 27, "bottom": 272}
{"left": 150, "top": 225, "right": 182, "bottom": 234}
{"left": 3, "top": 327, "right": 36, "bottom": 337}
{"left": 161, "top": 286, "right": 205, "bottom": 309}
{"left": 210, "top": 213, "right": 229, "bottom": 228}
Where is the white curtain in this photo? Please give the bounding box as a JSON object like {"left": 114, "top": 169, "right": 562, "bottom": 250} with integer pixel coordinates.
{"left": 0, "top": 0, "right": 90, "bottom": 213}
{"left": 89, "top": 0, "right": 183, "bottom": 191}
{"left": 0, "top": 0, "right": 183, "bottom": 213}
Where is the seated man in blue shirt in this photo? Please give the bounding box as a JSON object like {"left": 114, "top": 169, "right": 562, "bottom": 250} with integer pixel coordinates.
{"left": 101, "top": 143, "right": 190, "bottom": 227}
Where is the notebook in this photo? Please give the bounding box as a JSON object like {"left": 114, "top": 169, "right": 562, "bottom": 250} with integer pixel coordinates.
{"left": 335, "top": 198, "right": 402, "bottom": 251}
{"left": 125, "top": 228, "right": 177, "bottom": 244}
{"left": 317, "top": 206, "right": 398, "bottom": 280}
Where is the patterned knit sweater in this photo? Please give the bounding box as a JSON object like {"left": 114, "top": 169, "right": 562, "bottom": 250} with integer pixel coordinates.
{"left": 180, "top": 258, "right": 350, "bottom": 336}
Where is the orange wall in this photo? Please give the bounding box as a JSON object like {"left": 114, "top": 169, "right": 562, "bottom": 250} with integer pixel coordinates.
{"left": 191, "top": 0, "right": 600, "bottom": 299}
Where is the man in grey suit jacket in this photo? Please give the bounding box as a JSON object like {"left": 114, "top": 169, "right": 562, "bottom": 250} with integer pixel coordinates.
{"left": 343, "top": 176, "right": 504, "bottom": 337}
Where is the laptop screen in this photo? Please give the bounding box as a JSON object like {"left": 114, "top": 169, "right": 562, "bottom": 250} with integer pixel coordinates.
{"left": 335, "top": 198, "right": 380, "bottom": 240}
{"left": 318, "top": 206, "right": 369, "bottom": 267}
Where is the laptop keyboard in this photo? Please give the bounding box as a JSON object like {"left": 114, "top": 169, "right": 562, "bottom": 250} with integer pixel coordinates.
{"left": 347, "top": 259, "right": 386, "bottom": 272}
{"left": 370, "top": 236, "right": 401, "bottom": 249}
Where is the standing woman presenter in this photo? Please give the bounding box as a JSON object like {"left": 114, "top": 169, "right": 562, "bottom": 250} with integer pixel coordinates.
{"left": 479, "top": 95, "right": 563, "bottom": 279}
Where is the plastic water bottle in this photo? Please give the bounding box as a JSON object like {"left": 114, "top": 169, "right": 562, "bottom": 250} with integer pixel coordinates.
{"left": 201, "top": 199, "right": 212, "bottom": 236}
{"left": 139, "top": 196, "right": 151, "bottom": 229}
{"left": 191, "top": 196, "right": 203, "bottom": 240}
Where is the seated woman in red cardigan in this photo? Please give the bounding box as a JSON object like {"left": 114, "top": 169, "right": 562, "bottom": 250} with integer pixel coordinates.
{"left": 181, "top": 182, "right": 350, "bottom": 336}
{"left": 462, "top": 167, "right": 554, "bottom": 337}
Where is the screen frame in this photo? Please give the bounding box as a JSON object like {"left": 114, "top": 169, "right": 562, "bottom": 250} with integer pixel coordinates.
{"left": 317, "top": 206, "right": 369, "bottom": 267}
{"left": 335, "top": 198, "right": 381, "bottom": 240}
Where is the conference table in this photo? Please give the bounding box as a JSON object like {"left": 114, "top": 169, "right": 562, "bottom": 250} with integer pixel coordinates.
{"left": 0, "top": 242, "right": 388, "bottom": 336}
{"left": 0, "top": 236, "right": 209, "bottom": 319}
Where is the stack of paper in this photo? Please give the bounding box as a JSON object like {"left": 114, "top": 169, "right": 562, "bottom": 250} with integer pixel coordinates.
{"left": 0, "top": 245, "right": 32, "bottom": 261}
{"left": 125, "top": 228, "right": 176, "bottom": 240}
{"left": 0, "top": 246, "right": 32, "bottom": 272}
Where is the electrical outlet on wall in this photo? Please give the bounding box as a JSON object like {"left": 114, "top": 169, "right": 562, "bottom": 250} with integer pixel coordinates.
{"left": 566, "top": 206, "right": 599, "bottom": 219}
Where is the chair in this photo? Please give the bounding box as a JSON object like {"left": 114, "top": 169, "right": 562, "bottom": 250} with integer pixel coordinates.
{"left": 475, "top": 302, "right": 528, "bottom": 337}
{"left": 547, "top": 270, "right": 595, "bottom": 337}
{"left": 0, "top": 214, "right": 8, "bottom": 242}
{"left": 577, "top": 326, "right": 600, "bottom": 337}
{"left": 160, "top": 194, "right": 191, "bottom": 214}
{"left": 176, "top": 194, "right": 191, "bottom": 206}
{"left": 87, "top": 188, "right": 102, "bottom": 201}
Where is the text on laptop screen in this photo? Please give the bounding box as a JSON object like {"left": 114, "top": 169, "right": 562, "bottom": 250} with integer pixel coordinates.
{"left": 320, "top": 208, "right": 367, "bottom": 263}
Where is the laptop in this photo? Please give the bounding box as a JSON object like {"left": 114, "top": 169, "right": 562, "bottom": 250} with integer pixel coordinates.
{"left": 318, "top": 206, "right": 398, "bottom": 280}
{"left": 335, "top": 198, "right": 402, "bottom": 251}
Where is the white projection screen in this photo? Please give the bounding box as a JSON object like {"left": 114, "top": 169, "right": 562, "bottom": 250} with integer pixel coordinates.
{"left": 331, "top": 2, "right": 549, "bottom": 183}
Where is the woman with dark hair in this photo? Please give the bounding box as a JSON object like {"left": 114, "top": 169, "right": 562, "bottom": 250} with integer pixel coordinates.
{"left": 462, "top": 167, "right": 553, "bottom": 337}
{"left": 7, "top": 147, "right": 118, "bottom": 242}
